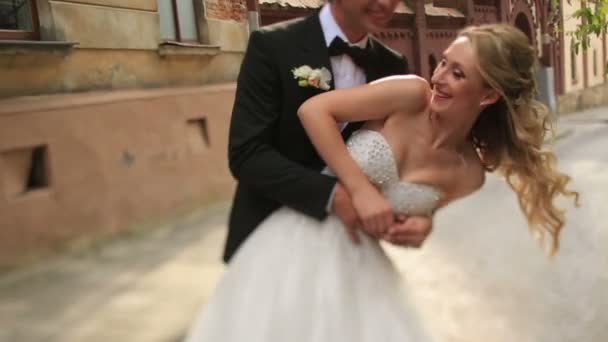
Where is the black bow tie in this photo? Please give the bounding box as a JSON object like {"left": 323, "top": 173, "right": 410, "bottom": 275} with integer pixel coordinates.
{"left": 328, "top": 36, "right": 374, "bottom": 70}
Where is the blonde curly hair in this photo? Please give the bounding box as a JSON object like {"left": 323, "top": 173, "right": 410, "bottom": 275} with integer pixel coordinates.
{"left": 459, "top": 24, "right": 579, "bottom": 255}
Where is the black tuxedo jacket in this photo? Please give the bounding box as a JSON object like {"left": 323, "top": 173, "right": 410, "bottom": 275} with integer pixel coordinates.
{"left": 224, "top": 12, "right": 408, "bottom": 262}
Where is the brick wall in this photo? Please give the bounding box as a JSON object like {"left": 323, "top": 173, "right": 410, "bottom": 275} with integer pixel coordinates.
{"left": 205, "top": 0, "right": 247, "bottom": 21}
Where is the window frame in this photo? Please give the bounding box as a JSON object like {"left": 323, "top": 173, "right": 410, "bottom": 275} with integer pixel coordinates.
{"left": 0, "top": 0, "right": 41, "bottom": 40}
{"left": 167, "top": 0, "right": 200, "bottom": 44}
{"left": 570, "top": 45, "right": 578, "bottom": 84}
{"left": 593, "top": 49, "right": 598, "bottom": 76}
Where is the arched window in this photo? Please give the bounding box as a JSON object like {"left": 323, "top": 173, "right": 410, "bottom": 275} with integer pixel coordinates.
{"left": 571, "top": 48, "right": 578, "bottom": 83}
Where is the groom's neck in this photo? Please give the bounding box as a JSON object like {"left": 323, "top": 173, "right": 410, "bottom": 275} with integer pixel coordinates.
{"left": 329, "top": 2, "right": 368, "bottom": 43}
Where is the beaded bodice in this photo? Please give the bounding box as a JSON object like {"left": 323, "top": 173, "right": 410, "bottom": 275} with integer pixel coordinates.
{"left": 330, "top": 129, "right": 442, "bottom": 216}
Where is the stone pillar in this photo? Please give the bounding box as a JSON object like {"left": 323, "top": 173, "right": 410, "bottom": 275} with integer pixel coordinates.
{"left": 246, "top": 0, "right": 260, "bottom": 32}
{"left": 498, "top": 0, "right": 509, "bottom": 22}
{"left": 538, "top": 1, "right": 558, "bottom": 111}
{"left": 464, "top": 0, "right": 475, "bottom": 24}
{"left": 413, "top": 0, "right": 428, "bottom": 77}
{"left": 557, "top": 0, "right": 566, "bottom": 95}
{"left": 603, "top": 30, "right": 607, "bottom": 83}
{"left": 581, "top": 0, "right": 589, "bottom": 88}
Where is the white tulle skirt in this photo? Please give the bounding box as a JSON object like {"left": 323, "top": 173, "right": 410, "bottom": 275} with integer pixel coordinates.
{"left": 183, "top": 207, "right": 430, "bottom": 342}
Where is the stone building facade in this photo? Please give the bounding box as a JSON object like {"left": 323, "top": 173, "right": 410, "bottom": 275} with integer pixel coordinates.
{"left": 0, "top": 0, "right": 250, "bottom": 269}
{"left": 1, "top": 0, "right": 249, "bottom": 98}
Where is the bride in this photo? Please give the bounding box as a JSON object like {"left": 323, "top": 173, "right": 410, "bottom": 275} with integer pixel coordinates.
{"left": 183, "top": 24, "right": 578, "bottom": 341}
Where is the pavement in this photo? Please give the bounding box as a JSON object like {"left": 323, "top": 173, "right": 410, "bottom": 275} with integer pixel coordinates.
{"left": 0, "top": 203, "right": 229, "bottom": 342}
{"left": 1, "top": 107, "right": 607, "bottom": 342}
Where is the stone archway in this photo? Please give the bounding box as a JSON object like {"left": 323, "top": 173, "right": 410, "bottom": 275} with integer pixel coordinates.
{"left": 509, "top": 0, "right": 537, "bottom": 50}
{"left": 514, "top": 12, "right": 533, "bottom": 43}
{"left": 510, "top": 2, "right": 557, "bottom": 111}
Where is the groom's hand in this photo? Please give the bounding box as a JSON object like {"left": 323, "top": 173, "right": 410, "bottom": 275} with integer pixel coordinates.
{"left": 332, "top": 183, "right": 362, "bottom": 244}
{"left": 384, "top": 215, "right": 433, "bottom": 248}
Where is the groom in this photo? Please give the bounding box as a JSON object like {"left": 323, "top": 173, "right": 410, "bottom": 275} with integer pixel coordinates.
{"left": 224, "top": 0, "right": 432, "bottom": 262}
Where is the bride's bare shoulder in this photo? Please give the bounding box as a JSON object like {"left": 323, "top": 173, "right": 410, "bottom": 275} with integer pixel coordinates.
{"left": 371, "top": 75, "right": 431, "bottom": 113}
{"left": 371, "top": 75, "right": 430, "bottom": 89}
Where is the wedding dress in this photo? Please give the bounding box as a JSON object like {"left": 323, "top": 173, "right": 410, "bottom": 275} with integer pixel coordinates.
{"left": 184, "top": 129, "right": 442, "bottom": 341}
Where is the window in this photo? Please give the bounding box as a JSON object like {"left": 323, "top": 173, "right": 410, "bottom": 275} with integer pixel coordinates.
{"left": 1, "top": 145, "right": 50, "bottom": 198}
{"left": 186, "top": 118, "right": 210, "bottom": 153}
{"left": 0, "top": 0, "right": 39, "bottom": 40}
{"left": 593, "top": 49, "right": 598, "bottom": 76}
{"left": 158, "top": 0, "right": 199, "bottom": 43}
{"left": 571, "top": 48, "right": 578, "bottom": 83}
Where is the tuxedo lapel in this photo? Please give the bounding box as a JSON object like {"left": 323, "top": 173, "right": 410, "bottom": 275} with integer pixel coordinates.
{"left": 298, "top": 14, "right": 335, "bottom": 91}
{"left": 286, "top": 13, "right": 335, "bottom": 116}
{"left": 364, "top": 38, "right": 383, "bottom": 83}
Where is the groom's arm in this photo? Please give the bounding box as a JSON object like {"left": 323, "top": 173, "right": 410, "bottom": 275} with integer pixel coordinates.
{"left": 228, "top": 30, "right": 335, "bottom": 220}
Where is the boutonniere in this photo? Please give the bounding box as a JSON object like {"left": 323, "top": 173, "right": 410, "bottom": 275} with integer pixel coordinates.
{"left": 292, "top": 65, "right": 332, "bottom": 91}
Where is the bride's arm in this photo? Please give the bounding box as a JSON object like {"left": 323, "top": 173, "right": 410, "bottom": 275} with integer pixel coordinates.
{"left": 297, "top": 76, "right": 429, "bottom": 196}
{"left": 297, "top": 76, "right": 429, "bottom": 232}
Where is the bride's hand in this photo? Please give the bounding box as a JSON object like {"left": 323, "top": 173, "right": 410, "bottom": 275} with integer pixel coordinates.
{"left": 351, "top": 184, "right": 394, "bottom": 237}
{"left": 384, "top": 215, "right": 433, "bottom": 248}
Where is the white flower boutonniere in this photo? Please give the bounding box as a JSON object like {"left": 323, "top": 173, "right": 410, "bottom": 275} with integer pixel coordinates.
{"left": 292, "top": 65, "right": 332, "bottom": 91}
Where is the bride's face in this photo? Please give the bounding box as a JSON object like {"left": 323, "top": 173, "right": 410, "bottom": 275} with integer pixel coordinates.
{"left": 429, "top": 37, "right": 496, "bottom": 121}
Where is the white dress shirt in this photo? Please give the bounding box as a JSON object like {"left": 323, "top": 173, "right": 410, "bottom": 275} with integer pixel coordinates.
{"left": 319, "top": 4, "right": 370, "bottom": 212}
{"left": 320, "top": 4, "right": 369, "bottom": 92}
